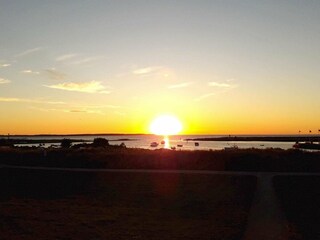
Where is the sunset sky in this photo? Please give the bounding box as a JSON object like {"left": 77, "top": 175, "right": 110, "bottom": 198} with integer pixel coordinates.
{"left": 1, "top": 1, "right": 319, "bottom": 135}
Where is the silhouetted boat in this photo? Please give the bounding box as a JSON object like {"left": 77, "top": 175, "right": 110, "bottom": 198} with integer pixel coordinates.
{"left": 160, "top": 140, "right": 165, "bottom": 144}
{"left": 195, "top": 142, "right": 199, "bottom": 146}
{"left": 150, "top": 142, "right": 159, "bottom": 147}
{"left": 177, "top": 144, "right": 183, "bottom": 147}
{"left": 293, "top": 142, "right": 320, "bottom": 150}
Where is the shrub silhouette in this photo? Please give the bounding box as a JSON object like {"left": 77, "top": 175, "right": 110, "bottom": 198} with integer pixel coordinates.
{"left": 61, "top": 139, "right": 72, "bottom": 148}
{"left": 92, "top": 138, "right": 109, "bottom": 148}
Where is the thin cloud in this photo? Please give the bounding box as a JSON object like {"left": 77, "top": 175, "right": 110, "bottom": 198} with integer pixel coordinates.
{"left": 22, "top": 70, "right": 40, "bottom": 75}
{"left": 133, "top": 66, "right": 161, "bottom": 75}
{"left": 15, "top": 47, "right": 43, "bottom": 58}
{"left": 0, "top": 78, "right": 11, "bottom": 84}
{"left": 0, "top": 97, "right": 65, "bottom": 105}
{"left": 44, "top": 69, "right": 67, "bottom": 80}
{"left": 0, "top": 63, "right": 11, "bottom": 68}
{"left": 0, "top": 97, "right": 20, "bottom": 102}
{"left": 56, "top": 54, "right": 78, "bottom": 62}
{"left": 45, "top": 81, "right": 110, "bottom": 94}
{"left": 29, "top": 106, "right": 105, "bottom": 115}
{"left": 168, "top": 82, "right": 194, "bottom": 89}
{"left": 194, "top": 92, "right": 216, "bottom": 102}
{"left": 69, "top": 109, "right": 104, "bottom": 115}
{"left": 69, "top": 109, "right": 87, "bottom": 113}
{"left": 208, "top": 81, "right": 238, "bottom": 88}
{"left": 208, "top": 82, "right": 231, "bottom": 88}
{"left": 71, "top": 56, "right": 105, "bottom": 65}
{"left": 83, "top": 104, "right": 122, "bottom": 109}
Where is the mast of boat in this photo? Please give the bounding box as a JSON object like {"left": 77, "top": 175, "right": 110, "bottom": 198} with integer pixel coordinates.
{"left": 309, "top": 130, "right": 312, "bottom": 143}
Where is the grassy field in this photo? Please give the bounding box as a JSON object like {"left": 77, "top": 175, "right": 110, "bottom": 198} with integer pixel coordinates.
{"left": 0, "top": 147, "right": 320, "bottom": 172}
{"left": 0, "top": 168, "right": 256, "bottom": 240}
{"left": 273, "top": 176, "right": 320, "bottom": 240}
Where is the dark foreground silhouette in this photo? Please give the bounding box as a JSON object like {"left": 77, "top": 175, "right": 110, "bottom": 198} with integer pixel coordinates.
{"left": 0, "top": 147, "right": 319, "bottom": 172}
{"left": 0, "top": 168, "right": 256, "bottom": 240}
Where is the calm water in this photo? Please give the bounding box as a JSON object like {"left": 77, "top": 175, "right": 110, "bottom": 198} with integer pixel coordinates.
{"left": 9, "top": 134, "right": 299, "bottom": 150}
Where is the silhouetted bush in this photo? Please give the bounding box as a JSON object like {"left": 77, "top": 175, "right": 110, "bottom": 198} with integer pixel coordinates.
{"left": 92, "top": 138, "right": 109, "bottom": 148}
{"left": 61, "top": 139, "right": 72, "bottom": 148}
{"left": 0, "top": 138, "right": 13, "bottom": 147}
{"left": 0, "top": 147, "right": 320, "bottom": 172}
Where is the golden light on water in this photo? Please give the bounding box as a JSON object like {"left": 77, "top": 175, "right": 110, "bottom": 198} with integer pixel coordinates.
{"left": 164, "top": 136, "right": 170, "bottom": 149}
{"left": 149, "top": 115, "right": 183, "bottom": 136}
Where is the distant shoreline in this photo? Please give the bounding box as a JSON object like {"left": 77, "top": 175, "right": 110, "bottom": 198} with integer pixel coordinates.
{"left": 1, "top": 135, "right": 319, "bottom": 145}
{"left": 185, "top": 136, "right": 320, "bottom": 142}
{"left": 0, "top": 133, "right": 147, "bottom": 137}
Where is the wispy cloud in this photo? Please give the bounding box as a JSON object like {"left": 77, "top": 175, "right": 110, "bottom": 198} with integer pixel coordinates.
{"left": 194, "top": 92, "right": 216, "bottom": 102}
{"left": 15, "top": 47, "right": 43, "bottom": 58}
{"left": 29, "top": 106, "right": 105, "bottom": 115}
{"left": 45, "top": 81, "right": 110, "bottom": 94}
{"left": 82, "top": 104, "right": 122, "bottom": 109}
{"left": 0, "top": 97, "right": 20, "bottom": 102}
{"left": 168, "top": 82, "right": 194, "bottom": 89}
{"left": 208, "top": 81, "right": 237, "bottom": 88}
{"left": 0, "top": 78, "right": 11, "bottom": 84}
{"left": 208, "top": 82, "right": 231, "bottom": 88}
{"left": 71, "top": 56, "right": 105, "bottom": 65}
{"left": 69, "top": 109, "right": 104, "bottom": 114}
{"left": 0, "top": 63, "right": 11, "bottom": 68}
{"left": 38, "top": 103, "right": 126, "bottom": 115}
{"left": 55, "top": 54, "right": 78, "bottom": 62}
{"left": 132, "top": 66, "right": 161, "bottom": 75}
{"left": 68, "top": 109, "right": 87, "bottom": 113}
{"left": 22, "top": 70, "right": 40, "bottom": 75}
{"left": 0, "top": 97, "right": 65, "bottom": 105}
{"left": 44, "top": 69, "right": 66, "bottom": 80}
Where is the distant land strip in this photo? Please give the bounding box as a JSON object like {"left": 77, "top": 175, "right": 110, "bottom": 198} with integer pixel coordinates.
{"left": 0, "top": 133, "right": 146, "bottom": 137}
{"left": 185, "top": 136, "right": 320, "bottom": 142}
{"left": 0, "top": 138, "right": 137, "bottom": 145}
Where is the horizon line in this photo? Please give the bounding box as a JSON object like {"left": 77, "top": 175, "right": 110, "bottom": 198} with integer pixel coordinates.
{"left": 1, "top": 133, "right": 317, "bottom": 137}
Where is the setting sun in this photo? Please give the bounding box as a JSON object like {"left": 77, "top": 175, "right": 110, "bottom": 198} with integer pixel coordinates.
{"left": 149, "top": 115, "right": 183, "bottom": 135}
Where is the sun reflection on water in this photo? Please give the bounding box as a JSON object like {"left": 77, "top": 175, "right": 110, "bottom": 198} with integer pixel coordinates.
{"left": 163, "top": 136, "right": 170, "bottom": 149}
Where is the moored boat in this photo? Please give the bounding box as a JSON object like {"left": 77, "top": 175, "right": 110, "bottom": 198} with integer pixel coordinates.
{"left": 224, "top": 144, "right": 239, "bottom": 150}
{"left": 150, "top": 142, "right": 159, "bottom": 147}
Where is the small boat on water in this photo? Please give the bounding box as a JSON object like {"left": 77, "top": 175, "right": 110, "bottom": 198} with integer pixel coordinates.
{"left": 195, "top": 142, "right": 199, "bottom": 146}
{"left": 293, "top": 142, "right": 320, "bottom": 150}
{"left": 177, "top": 144, "right": 183, "bottom": 147}
{"left": 150, "top": 142, "right": 159, "bottom": 147}
{"left": 160, "top": 140, "right": 165, "bottom": 145}
{"left": 224, "top": 144, "right": 239, "bottom": 150}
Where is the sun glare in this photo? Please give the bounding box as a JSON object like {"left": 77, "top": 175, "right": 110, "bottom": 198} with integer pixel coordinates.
{"left": 150, "top": 115, "right": 183, "bottom": 135}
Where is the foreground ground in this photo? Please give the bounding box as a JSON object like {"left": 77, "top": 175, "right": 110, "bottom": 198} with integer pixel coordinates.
{"left": 274, "top": 176, "right": 320, "bottom": 240}
{"left": 0, "top": 168, "right": 256, "bottom": 240}
{"left": 1, "top": 148, "right": 320, "bottom": 239}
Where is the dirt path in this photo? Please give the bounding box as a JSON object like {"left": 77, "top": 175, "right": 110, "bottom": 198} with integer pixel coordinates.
{"left": 243, "top": 173, "right": 288, "bottom": 240}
